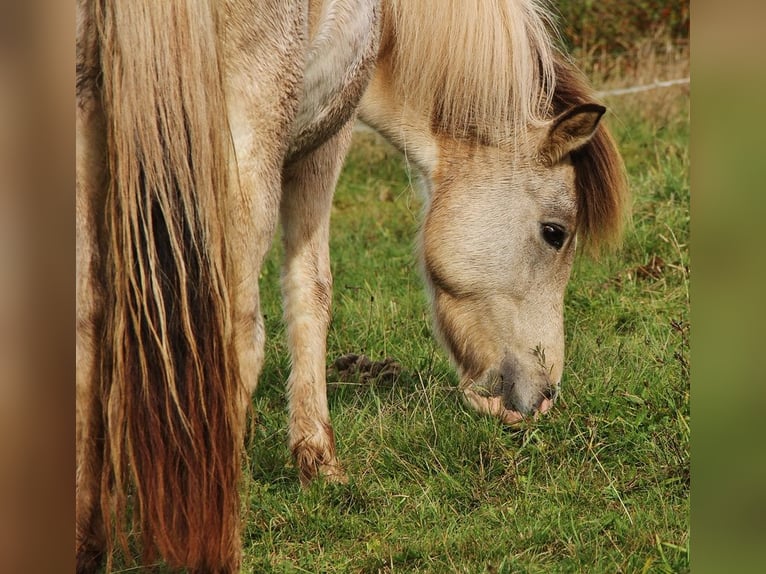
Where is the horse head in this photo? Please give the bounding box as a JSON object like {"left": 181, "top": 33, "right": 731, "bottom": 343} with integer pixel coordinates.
{"left": 421, "top": 104, "right": 611, "bottom": 423}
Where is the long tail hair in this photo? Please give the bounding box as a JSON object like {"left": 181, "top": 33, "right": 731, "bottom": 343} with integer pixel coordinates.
{"left": 94, "top": 1, "right": 242, "bottom": 570}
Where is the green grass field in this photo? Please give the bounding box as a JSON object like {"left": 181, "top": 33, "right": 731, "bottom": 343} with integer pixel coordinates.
{"left": 242, "top": 67, "right": 690, "bottom": 571}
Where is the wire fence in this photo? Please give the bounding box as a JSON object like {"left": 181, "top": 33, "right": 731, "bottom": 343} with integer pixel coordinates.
{"left": 596, "top": 77, "right": 689, "bottom": 97}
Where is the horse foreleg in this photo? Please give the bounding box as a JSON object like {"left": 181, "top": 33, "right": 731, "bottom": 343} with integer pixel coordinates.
{"left": 280, "top": 123, "right": 355, "bottom": 485}
{"left": 222, "top": 0, "right": 308, "bottom": 420}
{"left": 75, "top": 95, "right": 106, "bottom": 573}
{"left": 226, "top": 132, "right": 282, "bottom": 411}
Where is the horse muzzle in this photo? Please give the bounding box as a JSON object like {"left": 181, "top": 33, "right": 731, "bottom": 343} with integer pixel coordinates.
{"left": 466, "top": 355, "right": 558, "bottom": 417}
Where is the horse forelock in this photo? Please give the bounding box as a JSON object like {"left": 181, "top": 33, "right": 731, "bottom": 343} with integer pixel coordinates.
{"left": 384, "top": 0, "right": 558, "bottom": 139}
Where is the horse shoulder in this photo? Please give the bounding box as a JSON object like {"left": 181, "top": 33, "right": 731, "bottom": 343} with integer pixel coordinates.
{"left": 287, "top": 0, "right": 380, "bottom": 158}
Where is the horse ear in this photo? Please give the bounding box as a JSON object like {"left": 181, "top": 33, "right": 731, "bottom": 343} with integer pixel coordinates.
{"left": 538, "top": 103, "right": 606, "bottom": 166}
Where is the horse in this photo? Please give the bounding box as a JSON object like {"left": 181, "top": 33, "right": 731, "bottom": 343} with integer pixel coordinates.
{"left": 76, "top": 0, "right": 626, "bottom": 572}
{"left": 359, "top": 0, "right": 627, "bottom": 423}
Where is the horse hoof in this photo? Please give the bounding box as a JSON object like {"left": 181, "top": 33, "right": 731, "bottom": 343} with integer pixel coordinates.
{"left": 297, "top": 458, "right": 348, "bottom": 487}
{"left": 293, "top": 440, "right": 347, "bottom": 487}
{"left": 318, "top": 461, "right": 349, "bottom": 485}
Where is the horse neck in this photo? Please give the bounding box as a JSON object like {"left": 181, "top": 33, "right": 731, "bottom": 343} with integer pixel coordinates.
{"left": 357, "top": 60, "right": 440, "bottom": 186}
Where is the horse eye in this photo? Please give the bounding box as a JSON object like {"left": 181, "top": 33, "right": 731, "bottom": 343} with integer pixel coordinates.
{"left": 541, "top": 223, "right": 566, "bottom": 250}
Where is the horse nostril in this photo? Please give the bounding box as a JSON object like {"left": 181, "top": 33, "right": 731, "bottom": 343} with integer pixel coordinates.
{"left": 536, "top": 385, "right": 558, "bottom": 411}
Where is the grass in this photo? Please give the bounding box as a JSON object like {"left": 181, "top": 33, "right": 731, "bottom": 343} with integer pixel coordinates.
{"left": 240, "top": 55, "right": 690, "bottom": 572}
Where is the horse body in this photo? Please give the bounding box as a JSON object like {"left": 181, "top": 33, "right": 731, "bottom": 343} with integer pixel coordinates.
{"left": 76, "top": 0, "right": 625, "bottom": 571}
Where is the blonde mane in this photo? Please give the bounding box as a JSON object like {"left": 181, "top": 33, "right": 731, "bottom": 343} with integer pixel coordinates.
{"left": 382, "top": 0, "right": 628, "bottom": 250}
{"left": 383, "top": 0, "right": 559, "bottom": 137}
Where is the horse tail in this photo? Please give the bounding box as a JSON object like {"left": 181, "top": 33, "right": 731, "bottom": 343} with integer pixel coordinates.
{"left": 94, "top": 1, "right": 242, "bottom": 570}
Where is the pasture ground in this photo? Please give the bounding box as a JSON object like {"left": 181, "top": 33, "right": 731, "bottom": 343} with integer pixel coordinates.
{"left": 242, "top": 46, "right": 690, "bottom": 573}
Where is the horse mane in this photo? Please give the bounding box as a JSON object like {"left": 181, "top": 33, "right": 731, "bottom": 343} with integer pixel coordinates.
{"left": 383, "top": 0, "right": 628, "bottom": 251}
{"left": 383, "top": 0, "right": 558, "bottom": 137}
{"left": 551, "top": 56, "right": 630, "bottom": 254}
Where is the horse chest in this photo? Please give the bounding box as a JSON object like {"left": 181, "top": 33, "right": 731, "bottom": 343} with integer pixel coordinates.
{"left": 287, "top": 0, "right": 380, "bottom": 159}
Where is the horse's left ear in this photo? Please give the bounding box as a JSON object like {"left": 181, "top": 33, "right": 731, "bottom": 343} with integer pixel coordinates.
{"left": 538, "top": 103, "right": 606, "bottom": 166}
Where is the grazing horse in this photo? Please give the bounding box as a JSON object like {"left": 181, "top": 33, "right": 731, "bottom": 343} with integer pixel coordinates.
{"left": 360, "top": 0, "right": 627, "bottom": 424}
{"left": 76, "top": 0, "right": 626, "bottom": 572}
